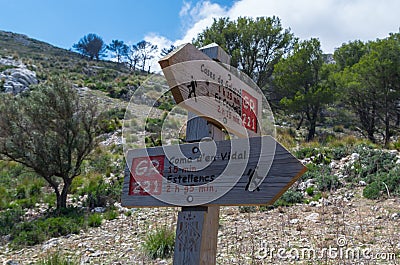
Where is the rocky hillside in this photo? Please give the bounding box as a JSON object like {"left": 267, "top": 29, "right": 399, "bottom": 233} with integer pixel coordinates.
{"left": 0, "top": 31, "right": 399, "bottom": 265}
{"left": 0, "top": 30, "right": 149, "bottom": 101}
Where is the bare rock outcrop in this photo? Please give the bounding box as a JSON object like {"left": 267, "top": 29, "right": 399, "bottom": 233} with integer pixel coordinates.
{"left": 0, "top": 57, "right": 38, "bottom": 94}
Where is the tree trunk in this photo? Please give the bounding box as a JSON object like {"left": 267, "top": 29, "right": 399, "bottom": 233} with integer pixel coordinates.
{"left": 296, "top": 115, "right": 304, "bottom": 130}
{"left": 384, "top": 112, "right": 390, "bottom": 147}
{"left": 367, "top": 130, "right": 376, "bottom": 143}
{"left": 306, "top": 107, "right": 318, "bottom": 142}
{"left": 307, "top": 119, "right": 316, "bottom": 142}
{"left": 56, "top": 178, "right": 72, "bottom": 210}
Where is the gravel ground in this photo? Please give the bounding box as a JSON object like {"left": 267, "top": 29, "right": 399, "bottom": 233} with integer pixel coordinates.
{"left": 1, "top": 187, "right": 399, "bottom": 265}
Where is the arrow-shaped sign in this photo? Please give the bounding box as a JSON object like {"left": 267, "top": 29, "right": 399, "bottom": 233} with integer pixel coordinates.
{"left": 122, "top": 136, "right": 307, "bottom": 207}
{"left": 159, "top": 43, "right": 270, "bottom": 138}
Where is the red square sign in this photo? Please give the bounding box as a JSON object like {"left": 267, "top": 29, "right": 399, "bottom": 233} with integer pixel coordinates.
{"left": 241, "top": 90, "right": 258, "bottom": 133}
{"left": 129, "top": 155, "right": 164, "bottom": 196}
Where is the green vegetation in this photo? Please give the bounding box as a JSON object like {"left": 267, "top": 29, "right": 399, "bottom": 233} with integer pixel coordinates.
{"left": 88, "top": 213, "right": 103, "bottom": 227}
{"left": 4, "top": 207, "right": 83, "bottom": 247}
{"left": 194, "top": 16, "right": 294, "bottom": 89}
{"left": 0, "top": 15, "right": 399, "bottom": 253}
{"left": 0, "top": 77, "right": 102, "bottom": 209}
{"left": 343, "top": 145, "right": 400, "bottom": 199}
{"left": 142, "top": 226, "right": 175, "bottom": 259}
{"left": 0, "top": 140, "right": 123, "bottom": 248}
{"left": 73, "top": 33, "right": 107, "bottom": 60}
{"left": 193, "top": 19, "right": 400, "bottom": 145}
{"left": 274, "top": 38, "right": 336, "bottom": 141}
{"left": 36, "top": 252, "right": 78, "bottom": 265}
{"left": 273, "top": 189, "right": 304, "bottom": 207}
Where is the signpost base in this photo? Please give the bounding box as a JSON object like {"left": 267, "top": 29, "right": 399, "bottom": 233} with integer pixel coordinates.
{"left": 173, "top": 206, "right": 219, "bottom": 265}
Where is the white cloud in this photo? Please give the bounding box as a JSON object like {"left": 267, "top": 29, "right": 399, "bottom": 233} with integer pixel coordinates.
{"left": 179, "top": 1, "right": 191, "bottom": 17}
{"left": 175, "top": 0, "right": 227, "bottom": 45}
{"left": 145, "top": 0, "right": 227, "bottom": 72}
{"left": 177, "top": 0, "right": 400, "bottom": 53}
{"left": 228, "top": 0, "right": 400, "bottom": 52}
{"left": 144, "top": 33, "right": 174, "bottom": 73}
{"left": 146, "top": 0, "right": 399, "bottom": 72}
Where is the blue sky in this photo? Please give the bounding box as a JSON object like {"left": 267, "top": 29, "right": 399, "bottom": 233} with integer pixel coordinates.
{"left": 0, "top": 0, "right": 233, "bottom": 49}
{"left": 1, "top": 0, "right": 399, "bottom": 69}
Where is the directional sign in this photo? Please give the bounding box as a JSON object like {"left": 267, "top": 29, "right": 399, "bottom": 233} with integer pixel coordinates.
{"left": 121, "top": 136, "right": 307, "bottom": 207}
{"left": 159, "top": 43, "right": 264, "bottom": 138}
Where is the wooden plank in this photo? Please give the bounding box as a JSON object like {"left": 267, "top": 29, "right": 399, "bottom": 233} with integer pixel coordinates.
{"left": 121, "top": 136, "right": 306, "bottom": 207}
{"left": 199, "top": 43, "right": 231, "bottom": 65}
{"left": 159, "top": 43, "right": 263, "bottom": 138}
{"left": 173, "top": 209, "right": 205, "bottom": 265}
{"left": 185, "top": 112, "right": 210, "bottom": 142}
{"left": 199, "top": 205, "right": 219, "bottom": 265}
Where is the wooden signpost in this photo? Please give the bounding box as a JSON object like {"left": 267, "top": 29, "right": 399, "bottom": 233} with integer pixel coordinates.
{"left": 122, "top": 44, "right": 306, "bottom": 264}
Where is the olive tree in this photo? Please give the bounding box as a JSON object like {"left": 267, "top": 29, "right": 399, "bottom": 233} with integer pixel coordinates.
{"left": 0, "top": 78, "right": 102, "bottom": 209}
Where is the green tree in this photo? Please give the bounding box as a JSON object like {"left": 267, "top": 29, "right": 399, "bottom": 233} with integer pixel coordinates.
{"left": 333, "top": 40, "right": 368, "bottom": 70}
{"left": 126, "top": 44, "right": 140, "bottom": 71}
{"left": 136, "top": 40, "right": 158, "bottom": 72}
{"left": 194, "top": 16, "right": 294, "bottom": 90}
{"left": 73, "top": 33, "right": 107, "bottom": 60}
{"left": 335, "top": 34, "right": 400, "bottom": 145}
{"left": 334, "top": 40, "right": 377, "bottom": 142}
{"left": 0, "top": 78, "right": 102, "bottom": 209}
{"left": 273, "top": 38, "right": 335, "bottom": 141}
{"left": 356, "top": 35, "right": 400, "bottom": 145}
{"left": 107, "top": 39, "right": 129, "bottom": 63}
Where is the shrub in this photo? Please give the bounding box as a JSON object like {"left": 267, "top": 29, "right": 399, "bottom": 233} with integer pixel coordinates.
{"left": 83, "top": 177, "right": 120, "bottom": 209}
{"left": 9, "top": 208, "right": 86, "bottom": 248}
{"left": 294, "top": 146, "right": 319, "bottom": 159}
{"left": 363, "top": 182, "right": 382, "bottom": 199}
{"left": 0, "top": 208, "right": 24, "bottom": 237}
{"left": 16, "top": 185, "right": 27, "bottom": 199}
{"left": 391, "top": 139, "right": 400, "bottom": 151}
{"left": 344, "top": 145, "right": 397, "bottom": 183}
{"left": 329, "top": 145, "right": 351, "bottom": 160}
{"left": 104, "top": 209, "right": 119, "bottom": 220}
{"left": 306, "top": 186, "right": 315, "bottom": 196}
{"left": 88, "top": 213, "right": 103, "bottom": 227}
{"left": 302, "top": 164, "right": 341, "bottom": 192}
{"left": 333, "top": 125, "right": 344, "bottom": 133}
{"left": 274, "top": 189, "right": 304, "bottom": 207}
{"left": 315, "top": 173, "right": 340, "bottom": 192}
{"left": 362, "top": 168, "right": 400, "bottom": 199}
{"left": 311, "top": 192, "right": 322, "bottom": 202}
{"left": 142, "top": 226, "right": 175, "bottom": 259}
{"left": 0, "top": 186, "right": 11, "bottom": 209}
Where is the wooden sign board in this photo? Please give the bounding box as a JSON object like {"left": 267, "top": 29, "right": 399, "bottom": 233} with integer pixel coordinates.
{"left": 121, "top": 136, "right": 306, "bottom": 207}
{"left": 159, "top": 43, "right": 263, "bottom": 138}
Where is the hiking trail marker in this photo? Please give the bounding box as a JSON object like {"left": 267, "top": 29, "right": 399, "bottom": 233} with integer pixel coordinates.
{"left": 122, "top": 43, "right": 306, "bottom": 265}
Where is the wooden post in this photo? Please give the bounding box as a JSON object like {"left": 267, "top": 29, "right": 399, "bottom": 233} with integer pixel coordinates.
{"left": 122, "top": 42, "right": 307, "bottom": 264}
{"left": 173, "top": 122, "right": 223, "bottom": 265}
{"left": 173, "top": 44, "right": 230, "bottom": 265}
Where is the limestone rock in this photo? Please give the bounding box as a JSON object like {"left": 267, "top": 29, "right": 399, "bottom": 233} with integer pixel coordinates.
{"left": 0, "top": 58, "right": 38, "bottom": 94}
